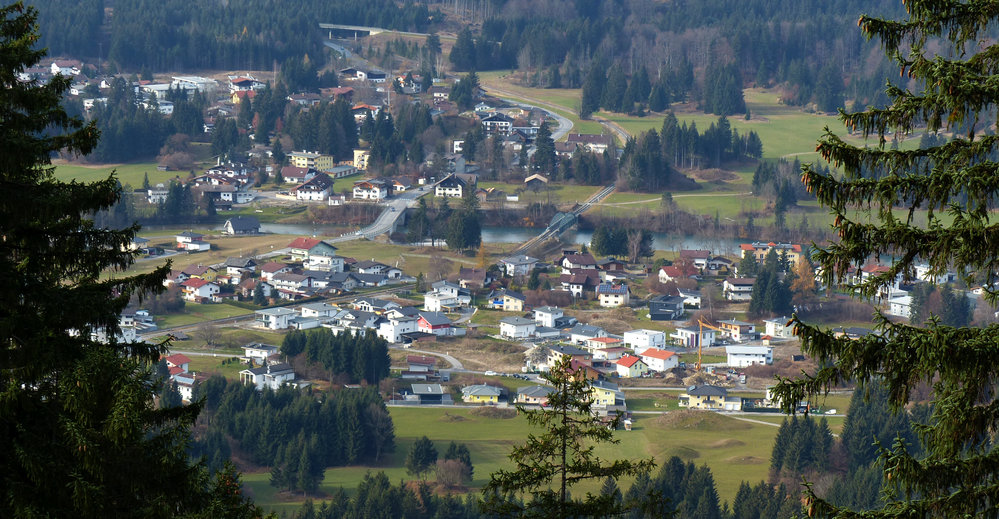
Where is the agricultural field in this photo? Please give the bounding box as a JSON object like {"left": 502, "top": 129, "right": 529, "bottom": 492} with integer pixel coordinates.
{"left": 478, "top": 181, "right": 603, "bottom": 207}
{"left": 155, "top": 302, "right": 253, "bottom": 328}
{"left": 242, "top": 406, "right": 783, "bottom": 513}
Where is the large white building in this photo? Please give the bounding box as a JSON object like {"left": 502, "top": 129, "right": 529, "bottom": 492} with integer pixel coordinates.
{"left": 726, "top": 345, "right": 773, "bottom": 368}
{"left": 623, "top": 329, "right": 666, "bottom": 351}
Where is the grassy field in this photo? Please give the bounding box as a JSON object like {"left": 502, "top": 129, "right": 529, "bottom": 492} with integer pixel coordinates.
{"left": 478, "top": 181, "right": 602, "bottom": 207}
{"left": 156, "top": 302, "right": 254, "bottom": 328}
{"left": 53, "top": 142, "right": 216, "bottom": 187}
{"left": 242, "top": 406, "right": 781, "bottom": 513}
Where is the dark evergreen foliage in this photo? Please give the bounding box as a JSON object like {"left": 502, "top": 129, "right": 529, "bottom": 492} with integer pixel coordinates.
{"left": 280, "top": 328, "right": 391, "bottom": 385}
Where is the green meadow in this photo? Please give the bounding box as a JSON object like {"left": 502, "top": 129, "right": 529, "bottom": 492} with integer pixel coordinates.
{"left": 242, "top": 406, "right": 782, "bottom": 513}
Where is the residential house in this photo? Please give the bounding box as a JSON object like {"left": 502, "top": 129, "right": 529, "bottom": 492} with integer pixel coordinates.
{"left": 545, "top": 345, "right": 593, "bottom": 370}
{"left": 353, "top": 149, "right": 371, "bottom": 170}
{"left": 568, "top": 324, "right": 607, "bottom": 344}
{"left": 429, "top": 281, "right": 471, "bottom": 306}
{"left": 223, "top": 257, "right": 256, "bottom": 284}
{"left": 378, "top": 315, "right": 419, "bottom": 343}
{"left": 763, "top": 316, "right": 795, "bottom": 339}
{"left": 281, "top": 166, "right": 317, "bottom": 184}
{"left": 499, "top": 254, "right": 539, "bottom": 277}
{"left": 181, "top": 264, "right": 217, "bottom": 281}
{"left": 242, "top": 344, "right": 279, "bottom": 362}
{"left": 500, "top": 317, "right": 536, "bottom": 340}
{"left": 406, "top": 356, "right": 437, "bottom": 374}
{"left": 596, "top": 283, "right": 630, "bottom": 307}
{"left": 670, "top": 327, "right": 716, "bottom": 348}
{"left": 648, "top": 294, "right": 684, "bottom": 321}
{"left": 589, "top": 380, "right": 624, "bottom": 408}
{"left": 164, "top": 353, "right": 192, "bottom": 373}
{"left": 705, "top": 256, "right": 734, "bottom": 274}
{"left": 740, "top": 242, "right": 804, "bottom": 268}
{"left": 353, "top": 178, "right": 389, "bottom": 200}
{"left": 180, "top": 278, "right": 220, "bottom": 302}
{"left": 678, "top": 249, "right": 712, "bottom": 271}
{"left": 354, "top": 260, "right": 402, "bottom": 279}
{"left": 260, "top": 262, "right": 292, "bottom": 281}
{"left": 623, "top": 329, "right": 666, "bottom": 351}
{"left": 717, "top": 319, "right": 756, "bottom": 342}
{"left": 487, "top": 289, "right": 526, "bottom": 311}
{"left": 289, "top": 150, "right": 335, "bottom": 171}
{"left": 616, "top": 355, "right": 650, "bottom": 378}
{"left": 457, "top": 267, "right": 492, "bottom": 289}
{"left": 292, "top": 172, "right": 335, "bottom": 201}
{"left": 288, "top": 237, "right": 334, "bottom": 262}
{"left": 435, "top": 174, "right": 468, "bottom": 198}
{"left": 533, "top": 306, "right": 564, "bottom": 328}
{"left": 223, "top": 216, "right": 260, "bottom": 235}
{"left": 176, "top": 231, "right": 210, "bottom": 251}
{"left": 677, "top": 288, "right": 702, "bottom": 308}
{"left": 352, "top": 297, "right": 400, "bottom": 314}
{"left": 591, "top": 346, "right": 629, "bottom": 362}
{"left": 462, "top": 384, "right": 502, "bottom": 404}
{"left": 723, "top": 278, "right": 756, "bottom": 301}
{"left": 516, "top": 385, "right": 554, "bottom": 406}
{"left": 679, "top": 385, "right": 741, "bottom": 411}
{"left": 561, "top": 252, "right": 598, "bottom": 272}
{"left": 641, "top": 348, "right": 679, "bottom": 372}
{"left": 417, "top": 312, "right": 461, "bottom": 336}
{"left": 560, "top": 271, "right": 601, "bottom": 298}
{"left": 480, "top": 112, "right": 513, "bottom": 134}
{"left": 566, "top": 133, "right": 613, "bottom": 154}
{"left": 658, "top": 265, "right": 697, "bottom": 283}
{"left": 255, "top": 307, "right": 297, "bottom": 330}
{"left": 299, "top": 302, "right": 338, "bottom": 319}
{"left": 597, "top": 257, "right": 627, "bottom": 272}
{"left": 887, "top": 295, "right": 912, "bottom": 318}
{"left": 239, "top": 278, "right": 273, "bottom": 299}
{"left": 726, "top": 345, "right": 773, "bottom": 367}
{"left": 271, "top": 272, "right": 312, "bottom": 299}
{"left": 407, "top": 383, "right": 452, "bottom": 405}
{"left": 239, "top": 362, "right": 298, "bottom": 391}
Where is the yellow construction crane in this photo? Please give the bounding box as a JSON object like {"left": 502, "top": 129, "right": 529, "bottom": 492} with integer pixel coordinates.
{"left": 695, "top": 318, "right": 726, "bottom": 371}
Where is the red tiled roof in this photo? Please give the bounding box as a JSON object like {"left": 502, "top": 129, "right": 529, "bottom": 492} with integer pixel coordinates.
{"left": 168, "top": 366, "right": 184, "bottom": 376}
{"left": 181, "top": 278, "right": 209, "bottom": 288}
{"left": 616, "top": 355, "right": 644, "bottom": 368}
{"left": 407, "top": 355, "right": 436, "bottom": 366}
{"left": 740, "top": 244, "right": 756, "bottom": 251}
{"left": 641, "top": 349, "right": 676, "bottom": 360}
{"left": 288, "top": 237, "right": 322, "bottom": 250}
{"left": 588, "top": 337, "right": 621, "bottom": 345}
{"left": 165, "top": 353, "right": 192, "bottom": 366}
{"left": 260, "top": 262, "right": 288, "bottom": 273}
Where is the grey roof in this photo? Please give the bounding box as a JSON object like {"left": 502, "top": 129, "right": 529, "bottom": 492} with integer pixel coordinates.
{"left": 354, "top": 259, "right": 389, "bottom": 269}
{"left": 549, "top": 344, "right": 589, "bottom": 356}
{"left": 353, "top": 273, "right": 388, "bottom": 284}
{"left": 501, "top": 254, "right": 539, "bottom": 266}
{"left": 177, "top": 231, "right": 203, "bottom": 238}
{"left": 569, "top": 324, "right": 604, "bottom": 336}
{"left": 686, "top": 385, "right": 728, "bottom": 397}
{"left": 534, "top": 306, "right": 563, "bottom": 314}
{"left": 418, "top": 312, "right": 452, "bottom": 326}
{"left": 225, "top": 216, "right": 260, "bottom": 232}
{"left": 500, "top": 317, "right": 535, "bottom": 326}
{"left": 225, "top": 257, "right": 256, "bottom": 268}
{"left": 256, "top": 307, "right": 297, "bottom": 316}
{"left": 462, "top": 384, "right": 502, "bottom": 397}
{"left": 411, "top": 383, "right": 445, "bottom": 395}
{"left": 517, "top": 385, "right": 555, "bottom": 398}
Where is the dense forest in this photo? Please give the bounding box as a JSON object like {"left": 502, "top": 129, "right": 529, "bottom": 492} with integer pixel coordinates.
{"left": 32, "top": 0, "right": 437, "bottom": 71}
{"left": 190, "top": 378, "right": 395, "bottom": 495}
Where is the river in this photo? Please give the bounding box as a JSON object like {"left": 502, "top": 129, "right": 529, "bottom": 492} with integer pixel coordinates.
{"left": 237, "top": 223, "right": 744, "bottom": 255}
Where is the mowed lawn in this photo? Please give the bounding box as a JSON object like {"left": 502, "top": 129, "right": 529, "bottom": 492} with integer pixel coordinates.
{"left": 478, "top": 181, "right": 603, "bottom": 207}
{"left": 53, "top": 161, "right": 179, "bottom": 188}
{"left": 156, "top": 302, "right": 253, "bottom": 328}
{"left": 242, "top": 406, "right": 782, "bottom": 513}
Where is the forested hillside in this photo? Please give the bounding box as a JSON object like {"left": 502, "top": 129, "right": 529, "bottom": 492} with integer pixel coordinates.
{"left": 31, "top": 0, "right": 438, "bottom": 71}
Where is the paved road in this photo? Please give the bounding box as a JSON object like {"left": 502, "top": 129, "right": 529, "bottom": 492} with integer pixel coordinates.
{"left": 327, "top": 185, "right": 432, "bottom": 243}
{"left": 479, "top": 85, "right": 574, "bottom": 141}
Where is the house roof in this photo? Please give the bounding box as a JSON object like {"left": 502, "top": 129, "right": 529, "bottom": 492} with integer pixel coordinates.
{"left": 181, "top": 278, "right": 211, "bottom": 288}
{"left": 177, "top": 231, "right": 204, "bottom": 239}
{"left": 518, "top": 385, "right": 554, "bottom": 398}
{"left": 164, "top": 353, "right": 192, "bottom": 366}
{"left": 726, "top": 345, "right": 772, "bottom": 355}
{"left": 225, "top": 257, "right": 257, "bottom": 269}
{"left": 549, "top": 344, "right": 589, "bottom": 356}
{"left": 293, "top": 172, "right": 334, "bottom": 192}
{"left": 724, "top": 277, "right": 756, "bottom": 286}
{"left": 288, "top": 237, "right": 322, "bottom": 250}
{"left": 596, "top": 283, "right": 629, "bottom": 295}
{"left": 534, "top": 306, "right": 563, "bottom": 315}
{"left": 260, "top": 262, "right": 288, "bottom": 273}
{"left": 564, "top": 253, "right": 597, "bottom": 266}
{"left": 281, "top": 166, "right": 313, "bottom": 179}
{"left": 679, "top": 249, "right": 712, "bottom": 260}
{"left": 500, "top": 317, "right": 535, "bottom": 326}
{"left": 641, "top": 349, "right": 676, "bottom": 361}
{"left": 354, "top": 259, "right": 389, "bottom": 270}
{"left": 418, "top": 312, "right": 452, "bottom": 326}
{"left": 462, "top": 384, "right": 502, "bottom": 397}
{"left": 687, "top": 385, "right": 728, "bottom": 397}
{"left": 407, "top": 355, "right": 437, "bottom": 367}
{"left": 411, "top": 383, "right": 445, "bottom": 395}
{"left": 225, "top": 216, "right": 260, "bottom": 232}
{"left": 587, "top": 337, "right": 621, "bottom": 345}
{"left": 616, "top": 355, "right": 645, "bottom": 368}
{"left": 500, "top": 254, "right": 539, "bottom": 266}
{"left": 182, "top": 264, "right": 211, "bottom": 276}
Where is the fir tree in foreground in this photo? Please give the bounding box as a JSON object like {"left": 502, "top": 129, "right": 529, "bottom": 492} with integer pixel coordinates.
{"left": 771, "top": 1, "right": 999, "bottom": 516}
{"left": 481, "top": 355, "right": 659, "bottom": 518}
{"left": 0, "top": 3, "right": 262, "bottom": 516}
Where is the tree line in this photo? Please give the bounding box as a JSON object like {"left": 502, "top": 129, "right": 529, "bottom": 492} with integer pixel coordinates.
{"left": 281, "top": 328, "right": 391, "bottom": 386}
{"left": 406, "top": 195, "right": 482, "bottom": 252}
{"left": 191, "top": 377, "right": 395, "bottom": 495}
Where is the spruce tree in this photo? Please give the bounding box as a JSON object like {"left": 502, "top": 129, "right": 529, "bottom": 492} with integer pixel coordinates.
{"left": 0, "top": 4, "right": 260, "bottom": 516}
{"left": 771, "top": 3, "right": 999, "bottom": 515}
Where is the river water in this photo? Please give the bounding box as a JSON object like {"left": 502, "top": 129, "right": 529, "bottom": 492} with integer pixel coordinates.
{"left": 242, "top": 223, "right": 743, "bottom": 255}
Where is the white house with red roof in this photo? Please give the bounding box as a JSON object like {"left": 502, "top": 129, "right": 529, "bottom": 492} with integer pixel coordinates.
{"left": 260, "top": 262, "right": 292, "bottom": 281}
{"left": 164, "top": 353, "right": 192, "bottom": 373}
{"left": 281, "top": 166, "right": 317, "bottom": 184}
{"left": 640, "top": 348, "right": 679, "bottom": 372}
{"left": 616, "top": 355, "right": 650, "bottom": 378}
{"left": 180, "top": 278, "right": 220, "bottom": 302}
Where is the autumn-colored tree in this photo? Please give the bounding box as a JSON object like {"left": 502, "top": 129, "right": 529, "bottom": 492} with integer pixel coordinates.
{"left": 790, "top": 259, "right": 817, "bottom": 307}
